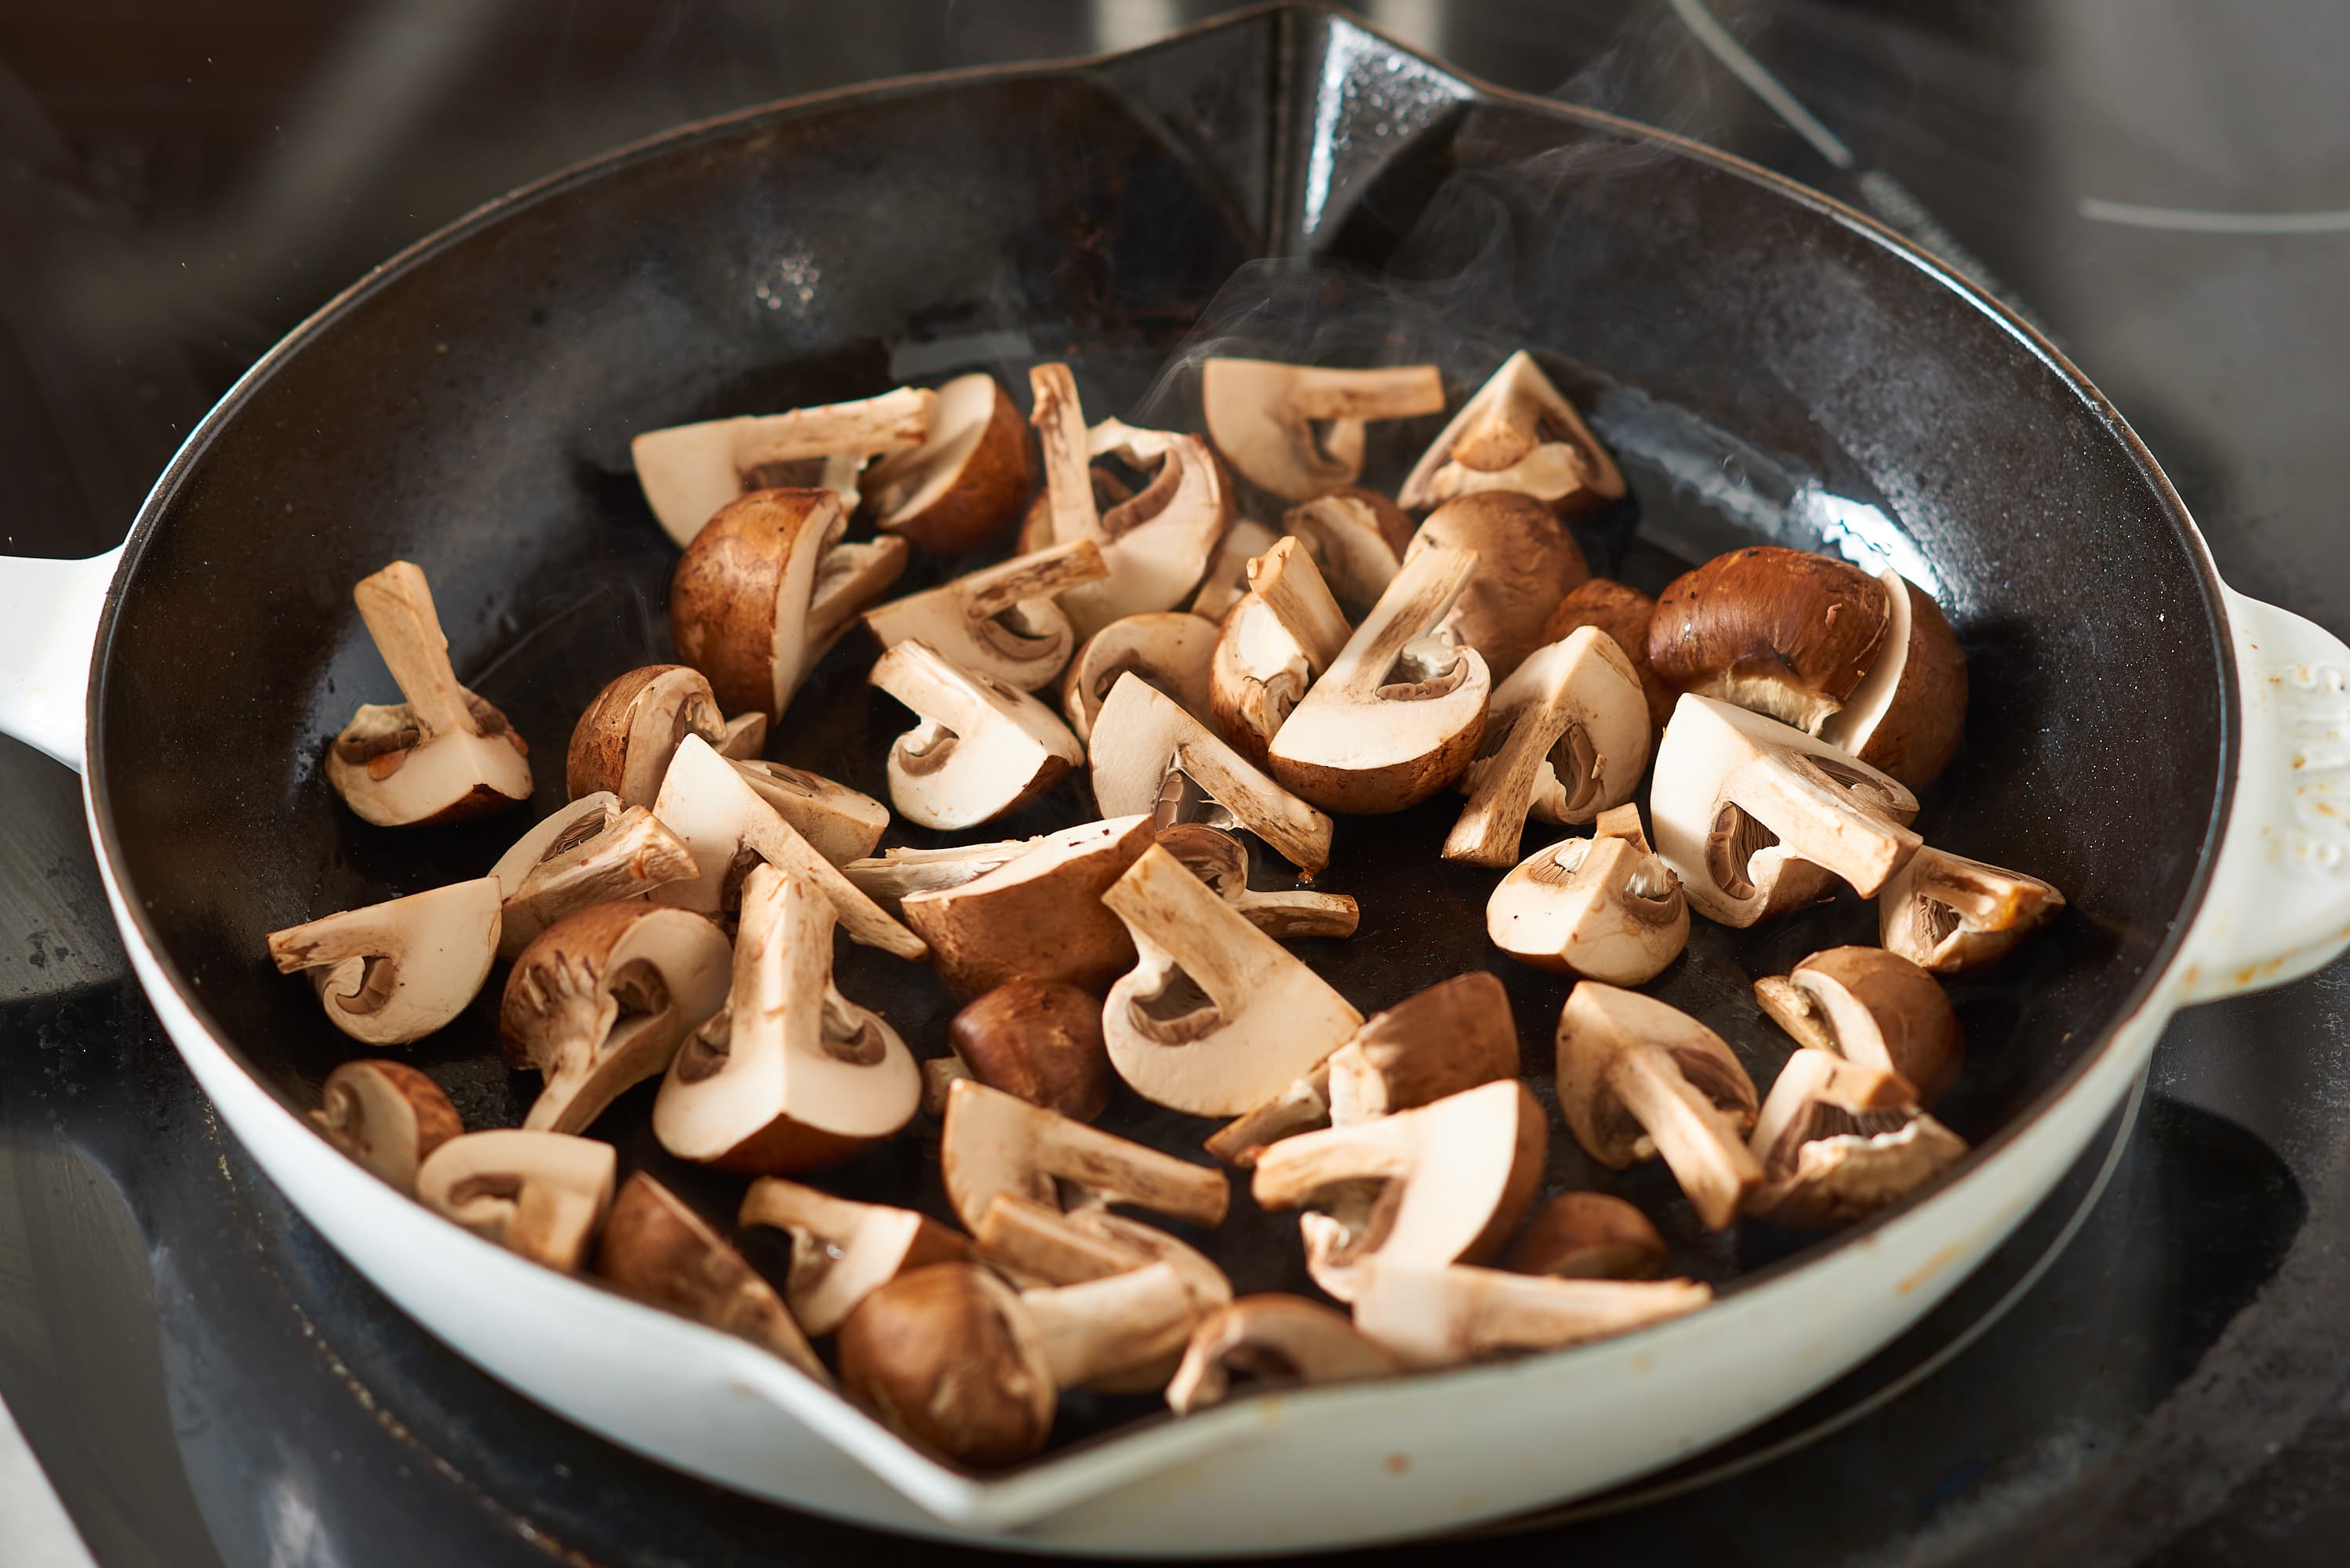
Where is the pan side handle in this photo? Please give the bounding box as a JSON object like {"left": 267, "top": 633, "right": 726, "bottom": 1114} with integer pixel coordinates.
{"left": 0, "top": 549, "right": 121, "bottom": 773}
{"left": 2178, "top": 586, "right": 2350, "bottom": 1003}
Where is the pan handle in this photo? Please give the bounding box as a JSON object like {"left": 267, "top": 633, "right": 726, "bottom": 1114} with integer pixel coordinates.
{"left": 0, "top": 548, "right": 120, "bottom": 773}
{"left": 2178, "top": 585, "right": 2350, "bottom": 1002}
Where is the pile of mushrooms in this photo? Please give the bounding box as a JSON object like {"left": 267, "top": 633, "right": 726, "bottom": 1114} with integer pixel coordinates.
{"left": 266, "top": 344, "right": 2066, "bottom": 1472}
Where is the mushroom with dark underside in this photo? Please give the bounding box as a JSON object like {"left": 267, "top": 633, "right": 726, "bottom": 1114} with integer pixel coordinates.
{"left": 1486, "top": 802, "right": 1688, "bottom": 985}
{"left": 1397, "top": 351, "right": 1626, "bottom": 515}
{"left": 1502, "top": 1192, "right": 1668, "bottom": 1280}
{"left": 593, "top": 1171, "right": 829, "bottom": 1382}
{"left": 1647, "top": 546, "right": 1891, "bottom": 737}
{"left": 736, "top": 1179, "right": 972, "bottom": 1338}
{"left": 860, "top": 372, "right": 1034, "bottom": 554}
{"left": 1541, "top": 577, "right": 1674, "bottom": 740}
{"left": 1445, "top": 625, "right": 1650, "bottom": 867}
{"left": 1164, "top": 1295, "right": 1403, "bottom": 1415}
{"left": 1088, "top": 672, "right": 1333, "bottom": 876}
{"left": 1060, "top": 612, "right": 1220, "bottom": 744}
{"left": 1745, "top": 1048, "right": 1968, "bottom": 1227}
{"left": 1153, "top": 823, "right": 1359, "bottom": 938}
{"left": 860, "top": 538, "right": 1108, "bottom": 691}
{"left": 940, "top": 978, "right": 1115, "bottom": 1123}
{"left": 632, "top": 385, "right": 933, "bottom": 547}
{"left": 266, "top": 876, "right": 503, "bottom": 1045}
{"left": 1752, "top": 945, "right": 1964, "bottom": 1107}
{"left": 937, "top": 1078, "right": 1229, "bottom": 1232}
{"left": 414, "top": 1129, "right": 615, "bottom": 1272}
{"left": 898, "top": 815, "right": 1153, "bottom": 1000}
{"left": 489, "top": 793, "right": 699, "bottom": 959}
{"left": 1280, "top": 487, "right": 1415, "bottom": 610}
{"left": 1880, "top": 845, "right": 2065, "bottom": 972}
{"left": 1349, "top": 1264, "right": 1710, "bottom": 1370}
{"left": 310, "top": 1060, "right": 462, "bottom": 1195}
{"left": 1404, "top": 492, "right": 1589, "bottom": 681}
{"left": 868, "top": 639, "right": 1085, "bottom": 830}
{"left": 1199, "top": 359, "right": 1445, "bottom": 502}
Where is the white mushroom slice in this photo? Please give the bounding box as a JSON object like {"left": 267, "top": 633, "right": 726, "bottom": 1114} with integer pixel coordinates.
{"left": 1880, "top": 845, "right": 2066, "bottom": 973}
{"left": 974, "top": 1198, "right": 1231, "bottom": 1392}
{"left": 737, "top": 1179, "right": 970, "bottom": 1337}
{"left": 1208, "top": 536, "right": 1351, "bottom": 767}
{"left": 324, "top": 562, "right": 532, "bottom": 826}
{"left": 1487, "top": 804, "right": 1689, "bottom": 985}
{"left": 1651, "top": 694, "right": 1923, "bottom": 927}
{"left": 489, "top": 797, "right": 699, "bottom": 960}
{"left": 727, "top": 759, "right": 889, "bottom": 865}
{"left": 311, "top": 1060, "right": 462, "bottom": 1195}
{"left": 1266, "top": 544, "right": 1492, "bottom": 815}
{"left": 861, "top": 539, "right": 1109, "bottom": 690}
{"left": 631, "top": 385, "right": 935, "bottom": 547}
{"left": 938, "top": 1078, "right": 1229, "bottom": 1231}
{"left": 1753, "top": 945, "right": 1964, "bottom": 1107}
{"left": 415, "top": 1129, "right": 615, "bottom": 1272}
{"left": 1088, "top": 673, "right": 1333, "bottom": 876}
{"left": 1746, "top": 1049, "right": 1968, "bottom": 1226}
{"left": 1446, "top": 626, "right": 1651, "bottom": 867}
{"left": 648, "top": 734, "right": 924, "bottom": 960}
{"left": 565, "top": 664, "right": 727, "bottom": 808}
{"left": 1199, "top": 359, "right": 1445, "bottom": 501}
{"left": 1061, "top": 612, "right": 1220, "bottom": 744}
{"left": 594, "top": 1172, "right": 829, "bottom": 1383}
{"left": 1280, "top": 488, "right": 1415, "bottom": 609}
{"left": 1350, "top": 1265, "right": 1710, "bottom": 1370}
{"left": 899, "top": 816, "right": 1153, "bottom": 999}
{"left": 1504, "top": 1192, "right": 1669, "bottom": 1279}
{"left": 869, "top": 640, "right": 1084, "bottom": 829}
{"left": 1189, "top": 519, "right": 1280, "bottom": 621}
{"left": 1395, "top": 350, "right": 1625, "bottom": 513}
{"left": 266, "top": 877, "right": 503, "bottom": 1045}
{"left": 654, "top": 862, "right": 917, "bottom": 1174}
{"left": 716, "top": 711, "right": 768, "bottom": 759}
{"left": 499, "top": 902, "right": 734, "bottom": 1135}
{"left": 1100, "top": 845, "right": 1364, "bottom": 1116}
{"left": 840, "top": 837, "right": 1041, "bottom": 917}
{"left": 863, "top": 372, "right": 1034, "bottom": 554}
{"left": 1164, "top": 1294, "right": 1403, "bottom": 1415}
{"left": 1153, "top": 823, "right": 1359, "bottom": 939}
{"left": 1818, "top": 568, "right": 1970, "bottom": 789}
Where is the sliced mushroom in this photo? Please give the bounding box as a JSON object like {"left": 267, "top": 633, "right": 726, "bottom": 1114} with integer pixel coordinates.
{"left": 1880, "top": 845, "right": 2065, "bottom": 973}
{"left": 414, "top": 1129, "right": 615, "bottom": 1272}
{"left": 1446, "top": 626, "right": 1650, "bottom": 867}
{"left": 1649, "top": 546, "right": 1892, "bottom": 735}
{"left": 324, "top": 561, "right": 532, "bottom": 826}
{"left": 266, "top": 877, "right": 503, "bottom": 1045}
{"left": 488, "top": 796, "right": 699, "bottom": 960}
{"left": 632, "top": 385, "right": 934, "bottom": 547}
{"left": 937, "top": 1078, "right": 1229, "bottom": 1232}
{"left": 737, "top": 1179, "right": 972, "bottom": 1338}
{"left": 565, "top": 664, "right": 726, "bottom": 808}
{"left": 1208, "top": 536, "right": 1352, "bottom": 767}
{"left": 1281, "top": 487, "right": 1415, "bottom": 609}
{"left": 1502, "top": 1192, "right": 1668, "bottom": 1279}
{"left": 841, "top": 837, "right": 1041, "bottom": 917}
{"left": 899, "top": 815, "right": 1153, "bottom": 999}
{"left": 869, "top": 639, "right": 1084, "bottom": 830}
{"left": 653, "top": 862, "right": 918, "bottom": 1174}
{"left": 1266, "top": 543, "right": 1491, "bottom": 814}
{"left": 1649, "top": 695, "right": 1922, "bottom": 927}
{"left": 1199, "top": 1067, "right": 1332, "bottom": 1168}
{"left": 311, "top": 1060, "right": 462, "bottom": 1195}
{"left": 499, "top": 902, "right": 733, "bottom": 1134}
{"left": 1198, "top": 359, "right": 1444, "bottom": 502}
{"left": 861, "top": 372, "right": 1034, "bottom": 554}
{"left": 861, "top": 538, "right": 1108, "bottom": 690}
{"left": 944, "top": 978, "right": 1113, "bottom": 1122}
{"left": 1015, "top": 464, "right": 1130, "bottom": 555}
{"left": 1487, "top": 803, "right": 1689, "bottom": 985}
{"left": 1060, "top": 612, "right": 1219, "bottom": 744}
{"left": 1753, "top": 946, "right": 1964, "bottom": 1106}
{"left": 1153, "top": 823, "right": 1359, "bottom": 938}
{"left": 1089, "top": 673, "right": 1333, "bottom": 876}
{"left": 1814, "top": 570, "right": 1969, "bottom": 786}
{"left": 1189, "top": 519, "right": 1279, "bottom": 622}
{"left": 1746, "top": 1048, "right": 1968, "bottom": 1226}
{"left": 716, "top": 710, "right": 769, "bottom": 760}
{"left": 1405, "top": 492, "right": 1590, "bottom": 681}
{"left": 1541, "top": 578, "right": 1673, "bottom": 740}
{"left": 1349, "top": 1264, "right": 1710, "bottom": 1370}
{"left": 1164, "top": 1295, "right": 1403, "bottom": 1415}
{"left": 725, "top": 760, "right": 889, "bottom": 866}
{"left": 1253, "top": 1080, "right": 1547, "bottom": 1302}
{"left": 1554, "top": 982, "right": 1761, "bottom": 1231}
{"left": 972, "top": 1200, "right": 1232, "bottom": 1387}
{"left": 593, "top": 1172, "right": 828, "bottom": 1381}
{"left": 1397, "top": 352, "right": 1626, "bottom": 514}
{"left": 1100, "top": 845, "right": 1364, "bottom": 1115}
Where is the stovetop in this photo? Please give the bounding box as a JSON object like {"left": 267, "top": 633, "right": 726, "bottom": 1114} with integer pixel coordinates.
{"left": 4, "top": 3, "right": 2348, "bottom": 1564}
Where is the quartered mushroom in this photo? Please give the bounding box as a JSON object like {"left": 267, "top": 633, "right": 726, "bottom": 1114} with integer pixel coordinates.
{"left": 1753, "top": 945, "right": 1964, "bottom": 1106}
{"left": 1164, "top": 1295, "right": 1403, "bottom": 1415}
{"left": 310, "top": 1060, "right": 462, "bottom": 1195}
{"left": 1188, "top": 519, "right": 1279, "bottom": 621}
{"left": 414, "top": 1129, "right": 615, "bottom": 1272}
{"left": 840, "top": 837, "right": 1038, "bottom": 917}
{"left": 972, "top": 1194, "right": 1229, "bottom": 1302}
{"left": 488, "top": 794, "right": 699, "bottom": 959}
{"left": 1541, "top": 577, "right": 1673, "bottom": 739}
{"left": 1253, "top": 1080, "right": 1548, "bottom": 1303}
{"left": 1503, "top": 1192, "right": 1669, "bottom": 1280}
{"left": 1445, "top": 625, "right": 1651, "bottom": 867}
{"left": 1349, "top": 1264, "right": 1710, "bottom": 1370}
{"left": 1880, "top": 844, "right": 2066, "bottom": 972}
{"left": 593, "top": 1171, "right": 829, "bottom": 1383}
{"left": 943, "top": 978, "right": 1115, "bottom": 1123}
{"left": 565, "top": 663, "right": 728, "bottom": 808}
{"left": 868, "top": 639, "right": 1084, "bottom": 829}
{"left": 266, "top": 876, "right": 503, "bottom": 1045}
{"left": 1197, "top": 358, "right": 1445, "bottom": 501}
{"left": 499, "top": 902, "right": 733, "bottom": 1134}
{"left": 1396, "top": 351, "right": 1626, "bottom": 514}
{"left": 1153, "top": 823, "right": 1359, "bottom": 938}
{"left": 652, "top": 862, "right": 918, "bottom": 1174}
{"left": 1815, "top": 568, "right": 1970, "bottom": 786}
{"left": 1487, "top": 802, "right": 1689, "bottom": 985}
{"left": 1088, "top": 673, "right": 1333, "bottom": 876}
{"left": 1208, "top": 535, "right": 1352, "bottom": 767}
{"left": 1266, "top": 543, "right": 1491, "bottom": 815}
{"left": 1099, "top": 845, "right": 1364, "bottom": 1116}
{"left": 860, "top": 372, "right": 1034, "bottom": 554}
{"left": 1648, "top": 546, "right": 1891, "bottom": 736}
{"left": 631, "top": 385, "right": 933, "bottom": 547}
{"left": 899, "top": 815, "right": 1153, "bottom": 999}
{"left": 725, "top": 760, "right": 890, "bottom": 865}
{"left": 1649, "top": 695, "right": 1923, "bottom": 927}
{"left": 1059, "top": 612, "right": 1219, "bottom": 743}
{"left": 1746, "top": 1048, "right": 1968, "bottom": 1227}
{"left": 1405, "top": 492, "right": 1589, "bottom": 681}
{"left": 324, "top": 561, "right": 532, "bottom": 826}
{"left": 1554, "top": 982, "right": 1761, "bottom": 1231}
{"left": 737, "top": 1179, "right": 972, "bottom": 1337}
{"left": 1280, "top": 487, "right": 1415, "bottom": 609}
{"left": 937, "top": 1079, "right": 1230, "bottom": 1232}
{"left": 861, "top": 538, "right": 1109, "bottom": 690}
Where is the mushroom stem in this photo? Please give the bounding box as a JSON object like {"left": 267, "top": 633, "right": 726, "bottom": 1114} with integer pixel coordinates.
{"left": 731, "top": 386, "right": 935, "bottom": 469}
{"left": 496, "top": 805, "right": 699, "bottom": 960}
{"left": 1249, "top": 1116, "right": 1419, "bottom": 1206}
{"left": 1019, "top": 1263, "right": 1200, "bottom": 1391}
{"left": 976, "top": 1192, "right": 1151, "bottom": 1285}
{"left": 964, "top": 538, "right": 1109, "bottom": 618}
{"left": 1727, "top": 747, "right": 1923, "bottom": 898}
{"left": 1030, "top": 363, "right": 1099, "bottom": 546}
{"left": 1248, "top": 537, "right": 1350, "bottom": 668}
{"left": 1605, "top": 1048, "right": 1763, "bottom": 1231}
{"left": 353, "top": 561, "right": 476, "bottom": 738}
{"left": 1230, "top": 889, "right": 1360, "bottom": 938}
{"left": 1164, "top": 1296, "right": 1403, "bottom": 1415}
{"left": 1201, "top": 1066, "right": 1331, "bottom": 1166}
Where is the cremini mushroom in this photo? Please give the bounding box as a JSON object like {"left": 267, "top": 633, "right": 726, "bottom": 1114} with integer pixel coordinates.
{"left": 1265, "top": 543, "right": 1491, "bottom": 814}
{"left": 1153, "top": 823, "right": 1359, "bottom": 938}
{"left": 632, "top": 385, "right": 933, "bottom": 547}
{"left": 1100, "top": 845, "right": 1364, "bottom": 1116}
{"left": 1649, "top": 695, "right": 1922, "bottom": 927}
{"left": 716, "top": 711, "right": 768, "bottom": 760}
{"left": 1880, "top": 844, "right": 2065, "bottom": 973}
{"left": 1648, "top": 546, "right": 1891, "bottom": 735}
{"left": 488, "top": 794, "right": 699, "bottom": 960}
{"left": 899, "top": 815, "right": 1153, "bottom": 999}
{"left": 937, "top": 1079, "right": 1229, "bottom": 1232}
{"left": 1280, "top": 487, "right": 1414, "bottom": 609}
{"left": 1541, "top": 577, "right": 1673, "bottom": 739}
{"left": 1015, "top": 464, "right": 1130, "bottom": 555}
{"left": 1088, "top": 673, "right": 1333, "bottom": 876}
{"left": 1753, "top": 946, "right": 1964, "bottom": 1107}
{"left": 868, "top": 639, "right": 1084, "bottom": 830}
{"left": 414, "top": 1129, "right": 615, "bottom": 1272}
{"left": 653, "top": 862, "right": 918, "bottom": 1174}
{"left": 1189, "top": 519, "right": 1279, "bottom": 622}
{"left": 324, "top": 561, "right": 532, "bottom": 826}
{"left": 861, "top": 372, "right": 1034, "bottom": 554}
{"left": 737, "top": 1179, "right": 971, "bottom": 1337}
{"left": 1502, "top": 1192, "right": 1668, "bottom": 1279}
{"left": 310, "top": 1060, "right": 463, "bottom": 1195}
{"left": 593, "top": 1172, "right": 828, "bottom": 1382}
{"left": 1208, "top": 535, "right": 1352, "bottom": 767}
{"left": 565, "top": 664, "right": 727, "bottom": 808}
{"left": 1554, "top": 982, "right": 1761, "bottom": 1231}
{"left": 972, "top": 1194, "right": 1228, "bottom": 1301}
{"left": 1486, "top": 803, "right": 1689, "bottom": 985}
{"left": 942, "top": 978, "right": 1114, "bottom": 1123}
{"left": 841, "top": 837, "right": 1040, "bottom": 917}
{"left": 1445, "top": 625, "right": 1650, "bottom": 867}
{"left": 1060, "top": 612, "right": 1219, "bottom": 744}
{"left": 861, "top": 538, "right": 1109, "bottom": 690}
{"left": 266, "top": 877, "right": 503, "bottom": 1045}
{"left": 1397, "top": 351, "right": 1625, "bottom": 514}
{"left": 1349, "top": 1264, "right": 1710, "bottom": 1370}
{"left": 1405, "top": 492, "right": 1589, "bottom": 680}
{"left": 725, "top": 759, "right": 889, "bottom": 865}
{"left": 1816, "top": 568, "right": 1970, "bottom": 786}
{"left": 1198, "top": 359, "right": 1444, "bottom": 501}
{"left": 499, "top": 902, "right": 734, "bottom": 1134}
{"left": 1747, "top": 1049, "right": 1967, "bottom": 1227}
{"left": 1164, "top": 1295, "right": 1402, "bottom": 1415}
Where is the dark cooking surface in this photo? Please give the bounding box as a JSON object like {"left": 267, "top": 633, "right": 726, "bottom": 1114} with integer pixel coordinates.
{"left": 3, "top": 3, "right": 2347, "bottom": 1566}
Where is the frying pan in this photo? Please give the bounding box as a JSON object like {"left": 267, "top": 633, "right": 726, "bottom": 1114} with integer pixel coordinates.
{"left": 3, "top": 5, "right": 2347, "bottom": 1555}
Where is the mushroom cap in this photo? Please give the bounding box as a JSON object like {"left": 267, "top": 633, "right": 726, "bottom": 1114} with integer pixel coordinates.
{"left": 738, "top": 1179, "right": 972, "bottom": 1338}
{"left": 837, "top": 1263, "right": 1056, "bottom": 1468}
{"left": 266, "top": 875, "right": 503, "bottom": 1046}
{"left": 1649, "top": 546, "right": 1892, "bottom": 735}
{"left": 310, "top": 1059, "right": 463, "bottom": 1195}
{"left": 1553, "top": 982, "right": 1760, "bottom": 1168}
{"left": 1200, "top": 359, "right": 1444, "bottom": 502}
{"left": 1540, "top": 578, "right": 1673, "bottom": 739}
{"left": 841, "top": 837, "right": 1041, "bottom": 917}
{"left": 1759, "top": 946, "right": 1964, "bottom": 1107}
{"left": 631, "top": 387, "right": 934, "bottom": 548}
{"left": 938, "top": 1078, "right": 1229, "bottom": 1232}
{"left": 489, "top": 797, "right": 701, "bottom": 959}
{"left": 1396, "top": 351, "right": 1626, "bottom": 514}
{"left": 1060, "top": 612, "right": 1220, "bottom": 744}
{"left": 1281, "top": 488, "right": 1413, "bottom": 609}
{"left": 1324, "top": 970, "right": 1521, "bottom": 1125}
{"left": 946, "top": 978, "right": 1114, "bottom": 1122}
{"left": 863, "top": 373, "right": 1035, "bottom": 554}
{"left": 1208, "top": 592, "right": 1316, "bottom": 768}
{"left": 860, "top": 538, "right": 1104, "bottom": 691}
{"left": 565, "top": 664, "right": 725, "bottom": 808}
{"left": 1502, "top": 1192, "right": 1668, "bottom": 1279}
{"left": 1088, "top": 673, "right": 1333, "bottom": 876}
{"left": 899, "top": 815, "right": 1153, "bottom": 999}
{"left": 1349, "top": 1264, "right": 1710, "bottom": 1370}
{"left": 1164, "top": 1294, "right": 1402, "bottom": 1415}
{"left": 727, "top": 759, "right": 889, "bottom": 865}
{"left": 1404, "top": 492, "right": 1589, "bottom": 681}
{"left": 414, "top": 1128, "right": 616, "bottom": 1272}
{"left": 1820, "top": 572, "right": 1969, "bottom": 787}
{"left": 593, "top": 1171, "right": 826, "bottom": 1381}
{"left": 1879, "top": 845, "right": 2065, "bottom": 973}
{"left": 1445, "top": 626, "right": 1651, "bottom": 867}
{"left": 1746, "top": 1049, "right": 1969, "bottom": 1227}
{"left": 669, "top": 488, "right": 843, "bottom": 718}
{"left": 870, "top": 640, "right": 1084, "bottom": 831}
{"left": 1486, "top": 831, "right": 1689, "bottom": 985}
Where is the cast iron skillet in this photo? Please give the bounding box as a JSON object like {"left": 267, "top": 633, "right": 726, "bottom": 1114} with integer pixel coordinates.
{"left": 86, "top": 4, "right": 2225, "bottom": 1461}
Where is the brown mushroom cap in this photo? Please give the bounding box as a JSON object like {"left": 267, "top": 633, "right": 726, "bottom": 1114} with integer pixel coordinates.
{"left": 668, "top": 488, "right": 845, "bottom": 719}
{"left": 1753, "top": 946, "right": 1964, "bottom": 1107}
{"left": 1820, "top": 574, "right": 1970, "bottom": 787}
{"left": 1649, "top": 547, "right": 1892, "bottom": 735}
{"left": 565, "top": 664, "right": 726, "bottom": 807}
{"left": 594, "top": 1172, "right": 828, "bottom": 1382}
{"left": 869, "top": 639, "right": 1085, "bottom": 831}
{"left": 1879, "top": 845, "right": 2065, "bottom": 973}
{"left": 1324, "top": 970, "right": 1521, "bottom": 1124}
{"left": 863, "top": 372, "right": 1035, "bottom": 554}
{"left": 311, "top": 1060, "right": 463, "bottom": 1195}
{"left": 1164, "top": 1294, "right": 1403, "bottom": 1415}
{"left": 837, "top": 1263, "right": 1055, "bottom": 1468}
{"left": 900, "top": 815, "right": 1153, "bottom": 999}
{"left": 1503, "top": 1192, "right": 1668, "bottom": 1279}
{"left": 946, "top": 978, "right": 1113, "bottom": 1123}
{"left": 1541, "top": 578, "right": 1673, "bottom": 739}
{"left": 1405, "top": 492, "right": 1590, "bottom": 680}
